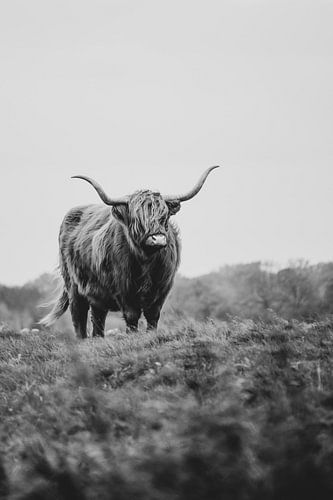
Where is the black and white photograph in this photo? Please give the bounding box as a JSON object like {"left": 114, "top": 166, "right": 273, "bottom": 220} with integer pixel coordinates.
{"left": 0, "top": 1, "right": 332, "bottom": 498}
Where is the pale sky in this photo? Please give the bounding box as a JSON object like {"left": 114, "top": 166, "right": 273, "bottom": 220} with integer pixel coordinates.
{"left": 0, "top": 0, "right": 332, "bottom": 285}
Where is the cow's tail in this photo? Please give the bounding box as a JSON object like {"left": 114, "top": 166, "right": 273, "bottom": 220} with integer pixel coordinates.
{"left": 39, "top": 287, "right": 69, "bottom": 327}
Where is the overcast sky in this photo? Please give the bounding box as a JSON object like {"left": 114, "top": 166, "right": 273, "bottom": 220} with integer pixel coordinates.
{"left": 0, "top": 0, "right": 332, "bottom": 285}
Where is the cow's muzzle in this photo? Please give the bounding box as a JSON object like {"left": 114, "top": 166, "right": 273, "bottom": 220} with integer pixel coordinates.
{"left": 145, "top": 234, "right": 167, "bottom": 248}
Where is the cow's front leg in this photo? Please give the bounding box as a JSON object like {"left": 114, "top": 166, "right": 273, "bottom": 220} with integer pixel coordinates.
{"left": 144, "top": 305, "right": 161, "bottom": 331}
{"left": 123, "top": 306, "right": 141, "bottom": 332}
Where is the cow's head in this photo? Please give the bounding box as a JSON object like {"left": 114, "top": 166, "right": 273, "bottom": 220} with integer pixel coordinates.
{"left": 72, "top": 166, "right": 219, "bottom": 253}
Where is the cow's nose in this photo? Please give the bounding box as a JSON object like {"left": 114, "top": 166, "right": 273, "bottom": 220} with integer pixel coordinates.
{"left": 145, "top": 234, "right": 167, "bottom": 247}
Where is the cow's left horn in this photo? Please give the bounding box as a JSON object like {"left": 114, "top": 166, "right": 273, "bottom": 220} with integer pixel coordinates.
{"left": 71, "top": 176, "right": 129, "bottom": 205}
{"left": 163, "top": 166, "right": 220, "bottom": 202}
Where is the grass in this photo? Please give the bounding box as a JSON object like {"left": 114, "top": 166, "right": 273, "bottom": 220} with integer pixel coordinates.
{"left": 0, "top": 315, "right": 333, "bottom": 499}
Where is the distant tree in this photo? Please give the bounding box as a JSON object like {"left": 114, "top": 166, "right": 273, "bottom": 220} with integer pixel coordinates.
{"left": 276, "top": 264, "right": 319, "bottom": 319}
{"left": 323, "top": 279, "right": 333, "bottom": 314}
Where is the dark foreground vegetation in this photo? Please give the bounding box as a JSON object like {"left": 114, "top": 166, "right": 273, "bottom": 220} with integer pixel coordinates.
{"left": 1, "top": 315, "right": 333, "bottom": 499}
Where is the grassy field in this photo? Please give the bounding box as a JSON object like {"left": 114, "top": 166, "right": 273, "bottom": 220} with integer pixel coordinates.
{"left": 0, "top": 315, "right": 333, "bottom": 499}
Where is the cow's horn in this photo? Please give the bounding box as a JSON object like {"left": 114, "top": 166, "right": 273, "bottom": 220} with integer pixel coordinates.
{"left": 163, "top": 166, "right": 220, "bottom": 202}
{"left": 71, "top": 176, "right": 129, "bottom": 205}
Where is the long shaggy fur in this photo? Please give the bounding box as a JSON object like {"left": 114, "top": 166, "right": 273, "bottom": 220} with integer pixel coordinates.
{"left": 41, "top": 190, "right": 181, "bottom": 336}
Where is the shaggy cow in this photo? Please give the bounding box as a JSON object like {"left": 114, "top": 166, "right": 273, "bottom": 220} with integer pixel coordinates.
{"left": 41, "top": 166, "right": 219, "bottom": 337}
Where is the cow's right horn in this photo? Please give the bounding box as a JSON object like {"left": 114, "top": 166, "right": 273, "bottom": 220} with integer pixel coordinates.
{"left": 163, "top": 165, "right": 220, "bottom": 202}
{"left": 71, "top": 176, "right": 129, "bottom": 205}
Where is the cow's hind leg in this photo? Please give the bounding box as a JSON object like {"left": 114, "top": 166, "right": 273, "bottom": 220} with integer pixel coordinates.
{"left": 69, "top": 287, "right": 89, "bottom": 339}
{"left": 91, "top": 306, "right": 107, "bottom": 338}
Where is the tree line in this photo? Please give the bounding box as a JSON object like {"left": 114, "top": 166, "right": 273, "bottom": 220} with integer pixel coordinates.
{"left": 167, "top": 261, "right": 333, "bottom": 321}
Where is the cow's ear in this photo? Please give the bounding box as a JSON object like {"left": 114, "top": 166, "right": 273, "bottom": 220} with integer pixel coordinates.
{"left": 112, "top": 205, "right": 129, "bottom": 225}
{"left": 166, "top": 200, "right": 181, "bottom": 216}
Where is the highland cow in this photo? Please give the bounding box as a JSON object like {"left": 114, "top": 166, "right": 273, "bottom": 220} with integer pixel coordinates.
{"left": 41, "top": 166, "right": 219, "bottom": 337}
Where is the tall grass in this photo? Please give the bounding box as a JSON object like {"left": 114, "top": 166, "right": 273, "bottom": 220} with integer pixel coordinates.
{"left": 0, "top": 316, "right": 333, "bottom": 499}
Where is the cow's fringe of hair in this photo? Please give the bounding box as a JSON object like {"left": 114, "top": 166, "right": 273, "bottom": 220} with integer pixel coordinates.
{"left": 88, "top": 191, "right": 169, "bottom": 275}
{"left": 128, "top": 190, "right": 168, "bottom": 241}
{"left": 39, "top": 270, "right": 69, "bottom": 327}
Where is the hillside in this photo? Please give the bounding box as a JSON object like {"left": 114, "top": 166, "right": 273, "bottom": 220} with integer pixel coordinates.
{"left": 1, "top": 316, "right": 333, "bottom": 499}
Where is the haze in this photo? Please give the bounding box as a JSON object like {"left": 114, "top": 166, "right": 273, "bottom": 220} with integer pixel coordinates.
{"left": 0, "top": 0, "right": 332, "bottom": 286}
